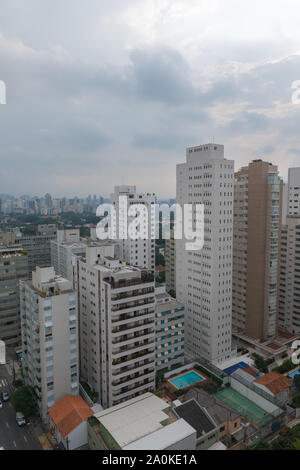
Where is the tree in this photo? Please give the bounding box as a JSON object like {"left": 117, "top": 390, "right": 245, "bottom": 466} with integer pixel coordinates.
{"left": 294, "top": 374, "right": 300, "bottom": 391}
{"left": 168, "top": 289, "right": 176, "bottom": 298}
{"left": 293, "top": 390, "right": 300, "bottom": 408}
{"left": 254, "top": 355, "right": 268, "bottom": 374}
{"left": 12, "top": 386, "right": 38, "bottom": 418}
{"left": 252, "top": 439, "right": 271, "bottom": 450}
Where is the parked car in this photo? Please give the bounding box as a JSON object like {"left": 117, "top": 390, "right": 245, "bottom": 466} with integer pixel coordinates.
{"left": 16, "top": 412, "right": 26, "bottom": 426}
{"left": 0, "top": 400, "right": 2, "bottom": 409}
{"left": 1, "top": 392, "right": 9, "bottom": 402}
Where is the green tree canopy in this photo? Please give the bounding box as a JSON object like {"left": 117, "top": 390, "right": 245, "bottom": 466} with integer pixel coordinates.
{"left": 12, "top": 386, "right": 38, "bottom": 418}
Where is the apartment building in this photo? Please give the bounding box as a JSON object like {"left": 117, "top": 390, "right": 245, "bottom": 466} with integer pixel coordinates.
{"left": 20, "top": 267, "right": 79, "bottom": 419}
{"left": 51, "top": 229, "right": 87, "bottom": 285}
{"left": 154, "top": 286, "right": 184, "bottom": 371}
{"left": 77, "top": 244, "right": 156, "bottom": 409}
{"left": 0, "top": 231, "right": 16, "bottom": 245}
{"left": 176, "top": 143, "right": 234, "bottom": 364}
{"left": 232, "top": 160, "right": 283, "bottom": 341}
{"left": 165, "top": 229, "right": 176, "bottom": 295}
{"left": 15, "top": 226, "right": 57, "bottom": 278}
{"left": 0, "top": 245, "right": 28, "bottom": 350}
{"left": 111, "top": 186, "right": 156, "bottom": 272}
{"left": 287, "top": 168, "right": 300, "bottom": 216}
{"left": 279, "top": 216, "right": 300, "bottom": 335}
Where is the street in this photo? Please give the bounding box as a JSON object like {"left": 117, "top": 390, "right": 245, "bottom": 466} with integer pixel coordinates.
{"left": 0, "top": 364, "right": 42, "bottom": 450}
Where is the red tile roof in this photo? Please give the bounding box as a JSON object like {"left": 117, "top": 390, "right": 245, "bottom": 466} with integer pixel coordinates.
{"left": 243, "top": 366, "right": 258, "bottom": 378}
{"left": 49, "top": 395, "right": 93, "bottom": 438}
{"left": 254, "top": 372, "right": 293, "bottom": 395}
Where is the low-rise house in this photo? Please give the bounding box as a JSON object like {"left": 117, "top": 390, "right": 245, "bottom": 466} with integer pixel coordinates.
{"left": 173, "top": 399, "right": 220, "bottom": 450}
{"left": 254, "top": 372, "right": 293, "bottom": 404}
{"left": 49, "top": 395, "right": 93, "bottom": 450}
{"left": 185, "top": 388, "right": 241, "bottom": 438}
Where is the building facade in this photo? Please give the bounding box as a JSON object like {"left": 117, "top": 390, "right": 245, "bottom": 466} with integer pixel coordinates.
{"left": 279, "top": 216, "right": 300, "bottom": 335}
{"left": 176, "top": 143, "right": 234, "bottom": 364}
{"left": 232, "top": 160, "right": 283, "bottom": 340}
{"left": 51, "top": 229, "right": 87, "bottom": 285}
{"left": 111, "top": 186, "right": 156, "bottom": 272}
{"left": 77, "top": 244, "right": 156, "bottom": 409}
{"left": 0, "top": 245, "right": 28, "bottom": 350}
{"left": 165, "top": 229, "right": 176, "bottom": 295}
{"left": 287, "top": 168, "right": 300, "bottom": 216}
{"left": 20, "top": 267, "right": 79, "bottom": 419}
{"left": 16, "top": 227, "right": 57, "bottom": 278}
{"left": 154, "top": 286, "right": 184, "bottom": 371}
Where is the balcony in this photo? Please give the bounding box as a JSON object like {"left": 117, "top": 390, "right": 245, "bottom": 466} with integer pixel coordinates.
{"left": 112, "top": 328, "right": 154, "bottom": 345}
{"left": 112, "top": 348, "right": 155, "bottom": 367}
{"left": 105, "top": 272, "right": 154, "bottom": 290}
{"left": 112, "top": 369, "right": 155, "bottom": 389}
{"left": 111, "top": 309, "right": 154, "bottom": 324}
{"left": 111, "top": 298, "right": 155, "bottom": 313}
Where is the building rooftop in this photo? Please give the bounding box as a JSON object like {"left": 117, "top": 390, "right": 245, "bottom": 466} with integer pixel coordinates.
{"left": 254, "top": 372, "right": 293, "bottom": 395}
{"left": 49, "top": 395, "right": 93, "bottom": 438}
{"left": 174, "top": 399, "right": 217, "bottom": 438}
{"left": 123, "top": 419, "right": 196, "bottom": 450}
{"left": 93, "top": 393, "right": 172, "bottom": 448}
{"left": 185, "top": 389, "right": 240, "bottom": 424}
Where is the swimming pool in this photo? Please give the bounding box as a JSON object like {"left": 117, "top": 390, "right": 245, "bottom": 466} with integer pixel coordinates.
{"left": 169, "top": 370, "right": 204, "bottom": 389}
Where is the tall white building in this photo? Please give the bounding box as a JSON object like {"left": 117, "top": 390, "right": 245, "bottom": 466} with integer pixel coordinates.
{"left": 20, "top": 267, "right": 79, "bottom": 419}
{"left": 288, "top": 168, "right": 300, "bottom": 216}
{"left": 176, "top": 144, "right": 234, "bottom": 364}
{"left": 111, "top": 186, "right": 156, "bottom": 272}
{"left": 77, "top": 243, "right": 156, "bottom": 409}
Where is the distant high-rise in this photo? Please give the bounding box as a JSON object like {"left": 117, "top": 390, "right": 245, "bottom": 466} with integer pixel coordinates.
{"left": 111, "top": 186, "right": 156, "bottom": 272}
{"left": 232, "top": 160, "right": 283, "bottom": 341}
{"left": 20, "top": 267, "right": 79, "bottom": 419}
{"left": 176, "top": 143, "right": 234, "bottom": 364}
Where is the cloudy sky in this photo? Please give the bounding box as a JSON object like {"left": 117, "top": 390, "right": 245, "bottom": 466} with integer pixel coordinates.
{"left": 1, "top": 0, "right": 300, "bottom": 198}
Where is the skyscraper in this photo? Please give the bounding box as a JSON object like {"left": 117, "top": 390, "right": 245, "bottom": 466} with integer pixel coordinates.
{"left": 232, "top": 160, "right": 283, "bottom": 341}
{"left": 176, "top": 143, "right": 234, "bottom": 364}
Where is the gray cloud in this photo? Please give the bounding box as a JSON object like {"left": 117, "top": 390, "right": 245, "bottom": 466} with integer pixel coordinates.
{"left": 0, "top": 1, "right": 300, "bottom": 196}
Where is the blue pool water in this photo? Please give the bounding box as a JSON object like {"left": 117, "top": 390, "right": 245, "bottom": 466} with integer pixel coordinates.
{"left": 169, "top": 370, "right": 204, "bottom": 389}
